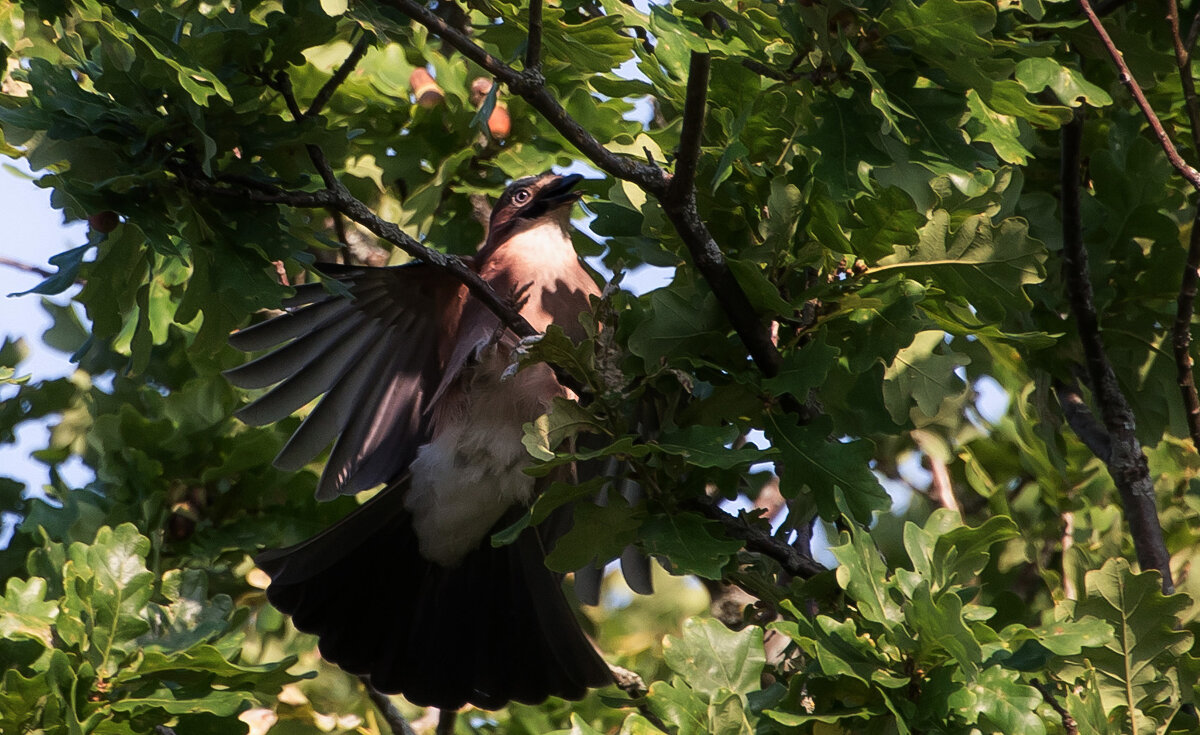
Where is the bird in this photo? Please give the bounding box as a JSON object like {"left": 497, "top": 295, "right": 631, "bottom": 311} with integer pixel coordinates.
{"left": 225, "top": 172, "right": 618, "bottom": 710}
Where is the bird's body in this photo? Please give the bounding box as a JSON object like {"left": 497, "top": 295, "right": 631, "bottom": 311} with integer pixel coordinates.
{"left": 227, "top": 173, "right": 613, "bottom": 709}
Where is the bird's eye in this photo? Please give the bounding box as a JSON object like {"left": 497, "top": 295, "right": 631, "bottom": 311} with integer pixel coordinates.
{"left": 513, "top": 189, "right": 531, "bottom": 204}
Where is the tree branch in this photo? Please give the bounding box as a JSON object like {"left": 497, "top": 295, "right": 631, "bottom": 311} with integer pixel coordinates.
{"left": 1079, "top": 0, "right": 1200, "bottom": 189}
{"left": 307, "top": 34, "right": 372, "bottom": 119}
{"left": 435, "top": 709, "right": 456, "bottom": 735}
{"left": 1031, "top": 679, "right": 1080, "bottom": 735}
{"left": 380, "top": 0, "right": 789, "bottom": 385}
{"left": 688, "top": 500, "right": 826, "bottom": 579}
{"left": 525, "top": 0, "right": 543, "bottom": 73}
{"left": 1053, "top": 378, "right": 1113, "bottom": 463}
{"left": 1060, "top": 113, "right": 1175, "bottom": 592}
{"left": 669, "top": 52, "right": 709, "bottom": 201}
{"left": 1174, "top": 212, "right": 1200, "bottom": 448}
{"left": 175, "top": 171, "right": 540, "bottom": 339}
{"left": 361, "top": 678, "right": 418, "bottom": 735}
{"left": 380, "top": 0, "right": 658, "bottom": 186}
{"left": 0, "top": 255, "right": 54, "bottom": 279}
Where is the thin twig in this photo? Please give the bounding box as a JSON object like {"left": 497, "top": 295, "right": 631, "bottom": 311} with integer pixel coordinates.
{"left": 1079, "top": 0, "right": 1200, "bottom": 189}
{"left": 1060, "top": 113, "right": 1175, "bottom": 592}
{"left": 1168, "top": 0, "right": 1200, "bottom": 155}
{"left": 379, "top": 0, "right": 658, "bottom": 186}
{"left": 1030, "top": 679, "right": 1080, "bottom": 735}
{"left": 1175, "top": 213, "right": 1200, "bottom": 448}
{"left": 688, "top": 500, "right": 826, "bottom": 578}
{"left": 609, "top": 664, "right": 671, "bottom": 732}
{"left": 175, "top": 172, "right": 539, "bottom": 338}
{"left": 1187, "top": 10, "right": 1200, "bottom": 55}
{"left": 525, "top": 0, "right": 543, "bottom": 73}
{"left": 307, "top": 34, "right": 372, "bottom": 119}
{"left": 1164, "top": 0, "right": 1200, "bottom": 449}
{"left": 0, "top": 255, "right": 54, "bottom": 279}
{"left": 361, "top": 678, "right": 418, "bottom": 735}
{"left": 270, "top": 71, "right": 305, "bottom": 121}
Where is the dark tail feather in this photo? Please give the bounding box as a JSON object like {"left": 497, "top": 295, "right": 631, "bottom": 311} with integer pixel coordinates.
{"left": 256, "top": 489, "right": 612, "bottom": 710}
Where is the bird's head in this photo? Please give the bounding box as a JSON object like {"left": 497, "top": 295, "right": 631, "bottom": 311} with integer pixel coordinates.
{"left": 486, "top": 172, "right": 584, "bottom": 246}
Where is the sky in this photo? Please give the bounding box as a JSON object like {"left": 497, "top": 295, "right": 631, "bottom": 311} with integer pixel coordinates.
{"left": 0, "top": 162, "right": 90, "bottom": 495}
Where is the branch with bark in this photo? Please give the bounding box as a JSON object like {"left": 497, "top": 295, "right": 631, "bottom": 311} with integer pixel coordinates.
{"left": 1079, "top": 0, "right": 1200, "bottom": 188}
{"left": 689, "top": 500, "right": 826, "bottom": 579}
{"left": 378, "top": 0, "right": 787, "bottom": 383}
{"left": 361, "top": 678, "right": 418, "bottom": 735}
{"left": 1059, "top": 114, "right": 1174, "bottom": 592}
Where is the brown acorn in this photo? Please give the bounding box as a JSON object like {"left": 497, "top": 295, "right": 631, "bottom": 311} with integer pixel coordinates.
{"left": 487, "top": 103, "right": 511, "bottom": 139}
{"left": 408, "top": 67, "right": 444, "bottom": 108}
{"left": 87, "top": 211, "right": 120, "bottom": 233}
{"left": 469, "top": 76, "right": 494, "bottom": 106}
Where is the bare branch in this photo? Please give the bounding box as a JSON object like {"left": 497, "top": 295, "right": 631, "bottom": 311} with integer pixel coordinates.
{"left": 525, "top": 0, "right": 543, "bottom": 73}
{"left": 361, "top": 678, "right": 418, "bottom": 735}
{"left": 1164, "top": 0, "right": 1200, "bottom": 450}
{"left": 1168, "top": 0, "right": 1200, "bottom": 154}
{"left": 379, "top": 0, "right": 657, "bottom": 186}
{"left": 269, "top": 71, "right": 305, "bottom": 122}
{"left": 688, "top": 500, "right": 826, "bottom": 579}
{"left": 1080, "top": 0, "right": 1200, "bottom": 190}
{"left": 435, "top": 710, "right": 456, "bottom": 735}
{"left": 1174, "top": 212, "right": 1200, "bottom": 448}
{"left": 1053, "top": 378, "right": 1113, "bottom": 463}
{"left": 1188, "top": 10, "right": 1200, "bottom": 55}
{"left": 1060, "top": 113, "right": 1174, "bottom": 592}
{"left": 174, "top": 171, "right": 540, "bottom": 339}
{"left": 1031, "top": 679, "right": 1080, "bottom": 735}
{"left": 669, "top": 52, "right": 710, "bottom": 200}
{"left": 0, "top": 255, "right": 54, "bottom": 279}
{"left": 378, "top": 2, "right": 789, "bottom": 391}
{"left": 307, "top": 34, "right": 372, "bottom": 119}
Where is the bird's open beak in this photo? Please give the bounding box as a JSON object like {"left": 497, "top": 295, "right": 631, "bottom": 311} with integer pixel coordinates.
{"left": 539, "top": 173, "right": 585, "bottom": 210}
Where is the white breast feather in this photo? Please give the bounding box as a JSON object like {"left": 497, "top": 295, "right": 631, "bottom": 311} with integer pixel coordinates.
{"left": 406, "top": 347, "right": 563, "bottom": 566}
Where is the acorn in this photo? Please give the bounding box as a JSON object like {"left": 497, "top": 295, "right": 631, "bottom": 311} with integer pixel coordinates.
{"left": 469, "top": 77, "right": 510, "bottom": 140}
{"left": 408, "top": 67, "right": 444, "bottom": 108}
{"left": 469, "top": 76, "right": 494, "bottom": 106}
{"left": 87, "top": 211, "right": 120, "bottom": 233}
{"left": 487, "top": 103, "right": 511, "bottom": 139}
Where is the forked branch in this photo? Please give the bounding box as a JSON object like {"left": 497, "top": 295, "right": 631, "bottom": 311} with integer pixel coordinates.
{"left": 1059, "top": 114, "right": 1174, "bottom": 592}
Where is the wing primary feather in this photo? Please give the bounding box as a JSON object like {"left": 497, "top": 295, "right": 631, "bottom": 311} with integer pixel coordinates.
{"left": 273, "top": 321, "right": 401, "bottom": 472}
{"left": 229, "top": 297, "right": 356, "bottom": 354}
{"left": 316, "top": 343, "right": 428, "bottom": 498}
{"left": 234, "top": 313, "right": 381, "bottom": 427}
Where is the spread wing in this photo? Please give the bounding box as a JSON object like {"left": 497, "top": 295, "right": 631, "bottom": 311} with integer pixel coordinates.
{"left": 226, "top": 262, "right": 465, "bottom": 500}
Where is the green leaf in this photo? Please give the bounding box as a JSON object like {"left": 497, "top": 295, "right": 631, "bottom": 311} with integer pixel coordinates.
{"left": 882, "top": 330, "right": 969, "bottom": 424}
{"left": 663, "top": 618, "right": 765, "bottom": 699}
{"left": 906, "top": 580, "right": 982, "bottom": 675}
{"left": 829, "top": 524, "right": 903, "bottom": 629}
{"left": 647, "top": 680, "right": 709, "bottom": 735}
{"left": 544, "top": 501, "right": 642, "bottom": 573}
{"left": 1061, "top": 559, "right": 1193, "bottom": 731}
{"left": 764, "top": 414, "right": 891, "bottom": 524}
{"left": 639, "top": 512, "right": 742, "bottom": 579}
{"left": 1015, "top": 58, "right": 1113, "bottom": 108}
{"left": 0, "top": 577, "right": 57, "bottom": 649}
{"left": 7, "top": 244, "right": 90, "bottom": 297}
{"left": 873, "top": 212, "right": 1047, "bottom": 322}
{"left": 655, "top": 424, "right": 774, "bottom": 469}
{"left": 60, "top": 524, "right": 155, "bottom": 676}
{"left": 762, "top": 334, "right": 838, "bottom": 401}
{"left": 963, "top": 667, "right": 1046, "bottom": 734}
